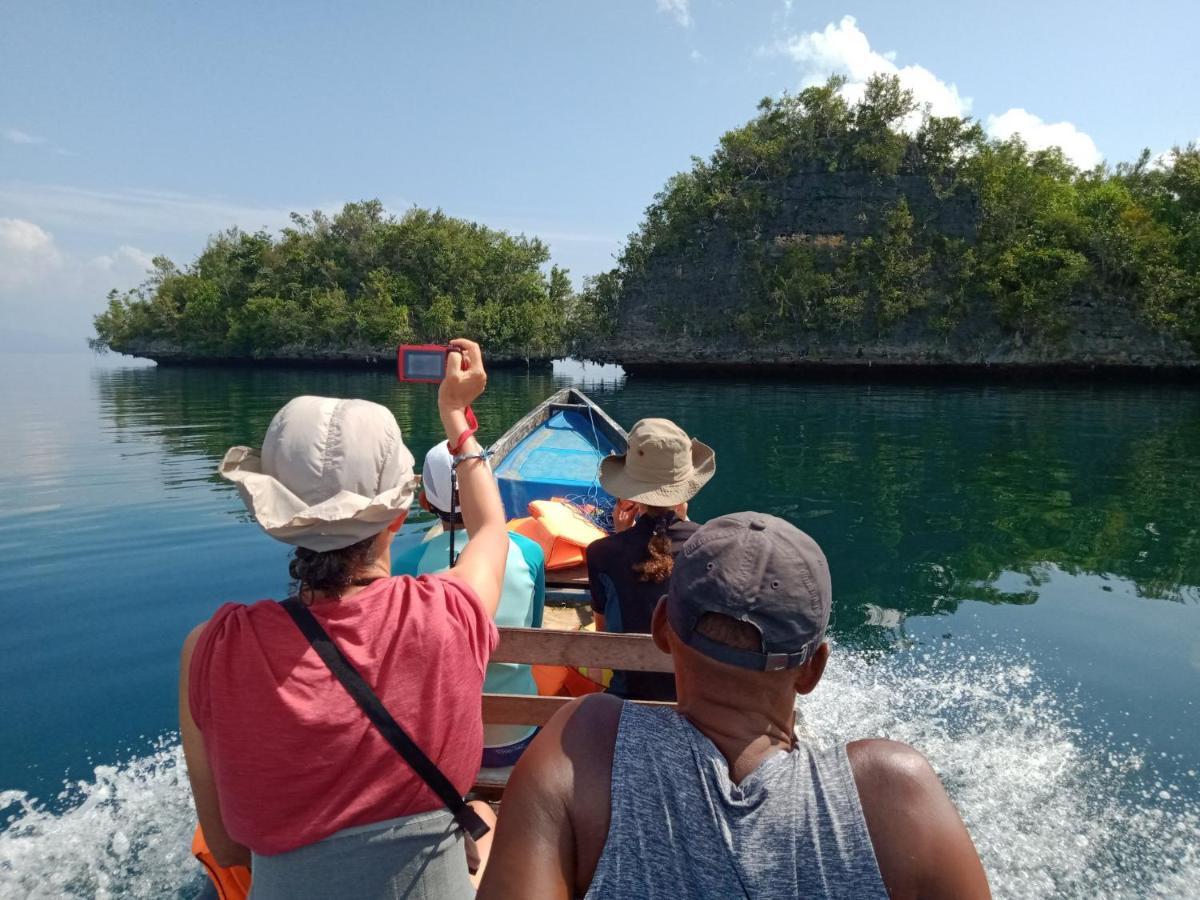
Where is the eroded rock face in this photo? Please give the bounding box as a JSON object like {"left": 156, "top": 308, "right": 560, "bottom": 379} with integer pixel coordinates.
{"left": 764, "top": 172, "right": 979, "bottom": 241}
{"left": 111, "top": 341, "right": 554, "bottom": 370}
{"left": 591, "top": 295, "right": 1199, "bottom": 371}
{"left": 585, "top": 171, "right": 1199, "bottom": 375}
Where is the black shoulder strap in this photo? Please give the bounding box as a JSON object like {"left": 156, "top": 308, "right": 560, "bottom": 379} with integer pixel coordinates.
{"left": 280, "top": 597, "right": 489, "bottom": 840}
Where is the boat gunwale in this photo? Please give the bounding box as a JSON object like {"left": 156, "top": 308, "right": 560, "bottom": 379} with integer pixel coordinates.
{"left": 488, "top": 388, "right": 628, "bottom": 469}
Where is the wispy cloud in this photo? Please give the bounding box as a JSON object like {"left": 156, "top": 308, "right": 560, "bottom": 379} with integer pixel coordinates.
{"left": 656, "top": 0, "right": 692, "bottom": 29}
{"left": 3, "top": 128, "right": 47, "bottom": 146}
{"left": 4, "top": 127, "right": 75, "bottom": 156}
{"left": 0, "top": 182, "right": 335, "bottom": 241}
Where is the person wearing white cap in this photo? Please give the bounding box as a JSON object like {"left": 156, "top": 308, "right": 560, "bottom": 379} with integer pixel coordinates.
{"left": 179, "top": 339, "right": 509, "bottom": 898}
{"left": 393, "top": 440, "right": 547, "bottom": 768}
{"left": 586, "top": 417, "right": 715, "bottom": 701}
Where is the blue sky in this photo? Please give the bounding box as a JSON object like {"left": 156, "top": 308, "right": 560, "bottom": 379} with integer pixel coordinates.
{"left": 2, "top": 0, "right": 1197, "bottom": 346}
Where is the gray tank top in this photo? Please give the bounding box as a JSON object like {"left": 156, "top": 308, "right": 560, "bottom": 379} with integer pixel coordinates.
{"left": 584, "top": 703, "right": 889, "bottom": 900}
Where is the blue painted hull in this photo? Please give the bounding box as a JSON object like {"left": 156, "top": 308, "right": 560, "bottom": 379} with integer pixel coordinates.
{"left": 491, "top": 391, "right": 627, "bottom": 522}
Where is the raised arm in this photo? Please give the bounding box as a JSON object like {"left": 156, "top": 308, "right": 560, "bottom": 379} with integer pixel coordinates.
{"left": 439, "top": 338, "right": 508, "bottom": 618}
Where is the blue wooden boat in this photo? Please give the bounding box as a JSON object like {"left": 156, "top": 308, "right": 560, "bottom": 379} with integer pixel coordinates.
{"left": 489, "top": 388, "right": 628, "bottom": 524}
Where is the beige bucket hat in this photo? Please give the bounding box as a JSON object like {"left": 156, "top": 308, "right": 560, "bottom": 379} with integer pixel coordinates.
{"left": 600, "top": 418, "right": 715, "bottom": 507}
{"left": 219, "top": 396, "right": 417, "bottom": 552}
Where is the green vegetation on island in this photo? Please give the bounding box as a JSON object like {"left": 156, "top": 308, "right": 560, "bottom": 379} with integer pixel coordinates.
{"left": 91, "top": 202, "right": 573, "bottom": 361}
{"left": 93, "top": 75, "right": 1200, "bottom": 369}
{"left": 578, "top": 75, "right": 1200, "bottom": 364}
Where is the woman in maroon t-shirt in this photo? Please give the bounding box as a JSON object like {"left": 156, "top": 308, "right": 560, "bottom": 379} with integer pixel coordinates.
{"left": 180, "top": 340, "right": 510, "bottom": 898}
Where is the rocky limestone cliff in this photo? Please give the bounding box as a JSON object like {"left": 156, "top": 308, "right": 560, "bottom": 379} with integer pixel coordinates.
{"left": 113, "top": 340, "right": 553, "bottom": 370}
{"left": 582, "top": 169, "right": 1199, "bottom": 376}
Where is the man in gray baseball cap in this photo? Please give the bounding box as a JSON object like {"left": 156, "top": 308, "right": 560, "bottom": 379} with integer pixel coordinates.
{"left": 479, "top": 513, "right": 990, "bottom": 900}
{"left": 666, "top": 511, "right": 832, "bottom": 673}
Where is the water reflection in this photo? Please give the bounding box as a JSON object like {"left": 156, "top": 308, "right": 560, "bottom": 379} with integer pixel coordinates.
{"left": 93, "top": 365, "right": 1200, "bottom": 646}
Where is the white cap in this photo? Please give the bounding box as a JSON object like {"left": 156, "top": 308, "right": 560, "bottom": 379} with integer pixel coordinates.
{"left": 422, "top": 440, "right": 457, "bottom": 515}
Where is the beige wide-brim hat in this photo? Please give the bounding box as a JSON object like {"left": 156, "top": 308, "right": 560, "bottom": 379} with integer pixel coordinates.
{"left": 219, "top": 396, "right": 417, "bottom": 552}
{"left": 600, "top": 417, "right": 715, "bottom": 507}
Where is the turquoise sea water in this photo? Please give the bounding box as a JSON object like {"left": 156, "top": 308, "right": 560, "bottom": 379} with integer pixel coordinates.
{"left": 0, "top": 351, "right": 1198, "bottom": 898}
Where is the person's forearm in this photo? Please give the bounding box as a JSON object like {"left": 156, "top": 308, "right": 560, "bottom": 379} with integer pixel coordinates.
{"left": 441, "top": 410, "right": 506, "bottom": 538}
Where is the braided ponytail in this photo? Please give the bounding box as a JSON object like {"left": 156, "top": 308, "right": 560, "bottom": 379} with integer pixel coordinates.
{"left": 634, "top": 506, "right": 676, "bottom": 584}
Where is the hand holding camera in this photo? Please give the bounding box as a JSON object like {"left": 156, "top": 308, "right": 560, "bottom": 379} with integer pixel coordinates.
{"left": 439, "top": 339, "right": 486, "bottom": 417}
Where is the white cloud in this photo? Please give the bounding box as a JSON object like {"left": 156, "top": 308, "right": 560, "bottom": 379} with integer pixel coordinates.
{"left": 656, "top": 0, "right": 691, "bottom": 28}
{"left": 689, "top": 48, "right": 704, "bottom": 62}
{"left": 1151, "top": 138, "right": 1200, "bottom": 170}
{"left": 0, "top": 217, "right": 154, "bottom": 343}
{"left": 0, "top": 218, "right": 63, "bottom": 290}
{"left": 3, "top": 128, "right": 47, "bottom": 146}
{"left": 90, "top": 244, "right": 156, "bottom": 274}
{"left": 777, "top": 16, "right": 970, "bottom": 126}
{"left": 985, "top": 108, "right": 1103, "bottom": 169}
{"left": 774, "top": 17, "right": 1104, "bottom": 165}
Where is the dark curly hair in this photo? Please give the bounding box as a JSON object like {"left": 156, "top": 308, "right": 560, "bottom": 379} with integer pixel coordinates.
{"left": 289, "top": 535, "right": 377, "bottom": 599}
{"left": 634, "top": 506, "right": 676, "bottom": 584}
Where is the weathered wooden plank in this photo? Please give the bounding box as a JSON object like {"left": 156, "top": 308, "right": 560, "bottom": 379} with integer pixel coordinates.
{"left": 482, "top": 693, "right": 575, "bottom": 726}
{"left": 482, "top": 692, "right": 676, "bottom": 726}
{"left": 492, "top": 627, "right": 674, "bottom": 672}
{"left": 474, "top": 765, "right": 514, "bottom": 788}
{"left": 545, "top": 563, "right": 590, "bottom": 589}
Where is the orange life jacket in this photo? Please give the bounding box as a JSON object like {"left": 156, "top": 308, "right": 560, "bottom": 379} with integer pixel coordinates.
{"left": 508, "top": 498, "right": 607, "bottom": 570}
{"left": 192, "top": 824, "right": 251, "bottom": 900}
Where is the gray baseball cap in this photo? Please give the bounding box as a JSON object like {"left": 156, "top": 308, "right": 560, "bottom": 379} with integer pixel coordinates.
{"left": 666, "top": 512, "right": 832, "bottom": 671}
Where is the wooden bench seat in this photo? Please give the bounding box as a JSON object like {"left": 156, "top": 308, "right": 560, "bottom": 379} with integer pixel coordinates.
{"left": 473, "top": 627, "right": 675, "bottom": 796}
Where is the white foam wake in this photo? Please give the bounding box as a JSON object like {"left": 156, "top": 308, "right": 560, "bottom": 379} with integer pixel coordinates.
{"left": 1, "top": 648, "right": 1196, "bottom": 899}
{"left": 0, "top": 737, "right": 201, "bottom": 899}
{"left": 805, "top": 646, "right": 1200, "bottom": 899}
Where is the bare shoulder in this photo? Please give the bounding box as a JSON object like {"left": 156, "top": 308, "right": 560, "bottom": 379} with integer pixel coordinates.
{"left": 556, "top": 692, "right": 624, "bottom": 742}
{"left": 514, "top": 692, "right": 624, "bottom": 792}
{"left": 182, "top": 621, "right": 209, "bottom": 654}
{"left": 847, "top": 739, "right": 990, "bottom": 900}
{"left": 847, "top": 738, "right": 942, "bottom": 790}
{"left": 180, "top": 620, "right": 210, "bottom": 673}
{"left": 846, "top": 737, "right": 951, "bottom": 840}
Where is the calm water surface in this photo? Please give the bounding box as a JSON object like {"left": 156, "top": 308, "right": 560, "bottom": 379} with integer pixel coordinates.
{"left": 1, "top": 351, "right": 1198, "bottom": 898}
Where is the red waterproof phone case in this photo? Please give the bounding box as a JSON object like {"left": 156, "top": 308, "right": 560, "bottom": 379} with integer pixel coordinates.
{"left": 397, "top": 344, "right": 449, "bottom": 383}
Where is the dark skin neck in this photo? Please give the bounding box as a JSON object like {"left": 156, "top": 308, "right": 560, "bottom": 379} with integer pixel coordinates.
{"left": 659, "top": 597, "right": 819, "bottom": 783}
{"left": 674, "top": 671, "right": 798, "bottom": 783}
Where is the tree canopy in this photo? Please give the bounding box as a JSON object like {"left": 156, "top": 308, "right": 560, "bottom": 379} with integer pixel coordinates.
{"left": 91, "top": 202, "right": 573, "bottom": 360}
{"left": 576, "top": 75, "right": 1200, "bottom": 355}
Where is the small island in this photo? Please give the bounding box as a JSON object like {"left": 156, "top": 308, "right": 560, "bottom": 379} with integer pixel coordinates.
{"left": 94, "top": 76, "right": 1200, "bottom": 376}
{"left": 90, "top": 205, "right": 575, "bottom": 367}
